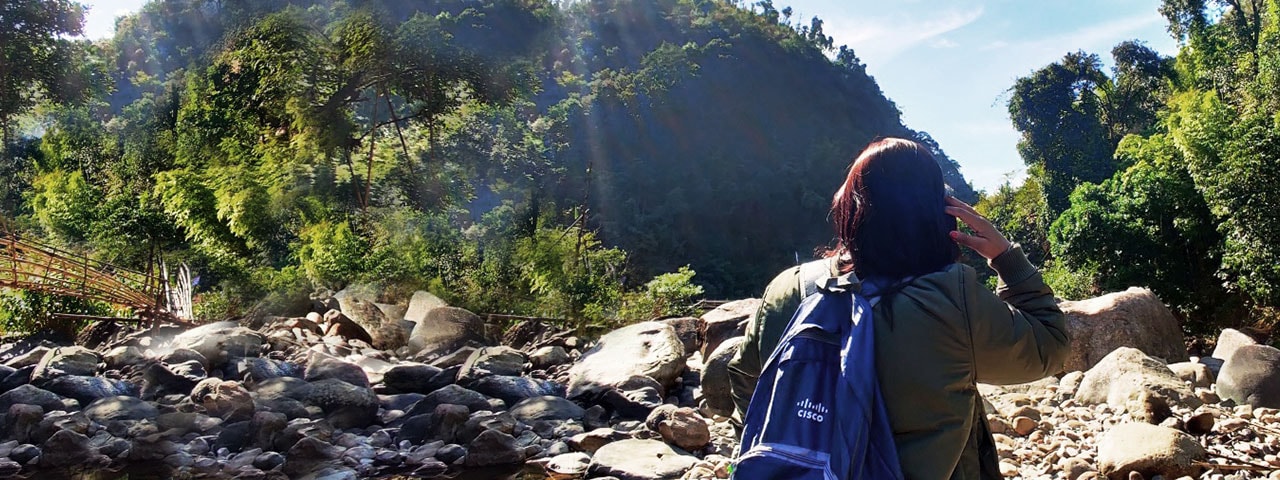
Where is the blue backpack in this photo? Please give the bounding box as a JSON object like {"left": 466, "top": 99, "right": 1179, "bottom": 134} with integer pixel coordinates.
{"left": 733, "top": 261, "right": 904, "bottom": 480}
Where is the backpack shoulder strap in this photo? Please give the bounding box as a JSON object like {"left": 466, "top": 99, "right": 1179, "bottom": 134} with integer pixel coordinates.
{"left": 797, "top": 258, "right": 832, "bottom": 299}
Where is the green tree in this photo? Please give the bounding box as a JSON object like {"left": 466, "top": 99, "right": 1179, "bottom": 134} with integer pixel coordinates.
{"left": 0, "top": 0, "right": 92, "bottom": 140}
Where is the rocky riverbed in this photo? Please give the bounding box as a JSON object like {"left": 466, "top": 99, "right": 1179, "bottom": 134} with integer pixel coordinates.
{"left": 0, "top": 286, "right": 1273, "bottom": 479}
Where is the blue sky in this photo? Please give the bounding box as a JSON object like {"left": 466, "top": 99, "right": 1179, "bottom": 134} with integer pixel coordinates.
{"left": 80, "top": 0, "right": 1181, "bottom": 192}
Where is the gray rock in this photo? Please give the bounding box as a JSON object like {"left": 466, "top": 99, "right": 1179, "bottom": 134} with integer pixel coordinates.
{"left": 652, "top": 407, "right": 710, "bottom": 451}
{"left": 509, "top": 396, "right": 585, "bottom": 423}
{"left": 458, "top": 346, "right": 526, "bottom": 383}
{"left": 4, "top": 347, "right": 52, "bottom": 370}
{"left": 1167, "top": 362, "right": 1214, "bottom": 389}
{"left": 322, "top": 309, "right": 374, "bottom": 345}
{"left": 381, "top": 363, "right": 445, "bottom": 394}
{"left": 39, "top": 429, "right": 92, "bottom": 468}
{"left": 102, "top": 346, "right": 144, "bottom": 370}
{"left": 9, "top": 444, "right": 39, "bottom": 465}
{"left": 304, "top": 354, "right": 370, "bottom": 388}
{"left": 568, "top": 321, "right": 686, "bottom": 398}
{"left": 464, "top": 429, "right": 524, "bottom": 467}
{"left": 41, "top": 375, "right": 135, "bottom": 406}
{"left": 335, "top": 295, "right": 406, "bottom": 350}
{"left": 1059, "top": 288, "right": 1187, "bottom": 372}
{"left": 404, "top": 291, "right": 448, "bottom": 324}
{"left": 529, "top": 346, "right": 571, "bottom": 370}
{"left": 1076, "top": 347, "right": 1201, "bottom": 423}
{"left": 1211, "top": 328, "right": 1258, "bottom": 363}
{"left": 169, "top": 322, "right": 265, "bottom": 369}
{"left": 660, "top": 317, "right": 701, "bottom": 357}
{"left": 191, "top": 378, "right": 255, "bottom": 422}
{"left": 698, "top": 299, "right": 757, "bottom": 359}
{"left": 408, "top": 307, "right": 489, "bottom": 357}
{"left": 83, "top": 396, "right": 157, "bottom": 423}
{"left": 1096, "top": 423, "right": 1206, "bottom": 479}
{"left": 405, "top": 385, "right": 491, "bottom": 417}
{"left": 31, "top": 346, "right": 100, "bottom": 383}
{"left": 303, "top": 379, "right": 379, "bottom": 429}
{"left": 0, "top": 385, "right": 66, "bottom": 413}
{"left": 547, "top": 451, "right": 591, "bottom": 476}
{"left": 239, "top": 357, "right": 301, "bottom": 384}
{"left": 5, "top": 404, "right": 43, "bottom": 443}
{"left": 1217, "top": 344, "right": 1280, "bottom": 409}
{"left": 467, "top": 375, "right": 561, "bottom": 406}
{"left": 699, "top": 336, "right": 745, "bottom": 418}
{"left": 252, "top": 376, "right": 312, "bottom": 401}
{"left": 587, "top": 439, "right": 698, "bottom": 480}
{"left": 141, "top": 362, "right": 198, "bottom": 399}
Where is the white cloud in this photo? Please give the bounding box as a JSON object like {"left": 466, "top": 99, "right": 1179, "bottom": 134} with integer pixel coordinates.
{"left": 823, "top": 6, "right": 984, "bottom": 66}
{"left": 930, "top": 37, "right": 959, "bottom": 49}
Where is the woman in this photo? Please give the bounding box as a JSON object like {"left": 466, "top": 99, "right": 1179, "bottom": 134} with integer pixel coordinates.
{"left": 727, "top": 137, "right": 1069, "bottom": 479}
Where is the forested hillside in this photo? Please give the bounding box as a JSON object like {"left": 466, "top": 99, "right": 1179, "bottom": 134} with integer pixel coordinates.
{"left": 989, "top": 0, "right": 1280, "bottom": 335}
{"left": 0, "top": 0, "right": 975, "bottom": 328}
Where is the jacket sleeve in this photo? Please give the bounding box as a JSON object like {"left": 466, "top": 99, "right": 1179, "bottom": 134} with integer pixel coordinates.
{"left": 727, "top": 267, "right": 801, "bottom": 421}
{"left": 965, "top": 245, "right": 1071, "bottom": 384}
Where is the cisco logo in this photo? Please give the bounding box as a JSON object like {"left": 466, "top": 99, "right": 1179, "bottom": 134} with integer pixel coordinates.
{"left": 796, "top": 398, "right": 827, "bottom": 423}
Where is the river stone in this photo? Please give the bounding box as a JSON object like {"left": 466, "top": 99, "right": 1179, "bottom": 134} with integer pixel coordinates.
{"left": 5, "top": 346, "right": 52, "bottom": 369}
{"left": 653, "top": 406, "right": 710, "bottom": 451}
{"left": 0, "top": 385, "right": 67, "bottom": 413}
{"left": 41, "top": 375, "right": 135, "bottom": 406}
{"left": 31, "top": 346, "right": 100, "bottom": 383}
{"left": 381, "top": 363, "right": 446, "bottom": 394}
{"left": 1096, "top": 423, "right": 1206, "bottom": 479}
{"left": 304, "top": 379, "right": 379, "bottom": 429}
{"left": 304, "top": 354, "right": 370, "bottom": 388}
{"left": 239, "top": 357, "right": 301, "bottom": 384}
{"left": 335, "top": 296, "right": 406, "bottom": 350}
{"left": 1059, "top": 288, "right": 1187, "bottom": 372}
{"left": 39, "top": 429, "right": 92, "bottom": 468}
{"left": 547, "top": 452, "right": 591, "bottom": 476}
{"left": 191, "top": 378, "right": 255, "bottom": 422}
{"left": 529, "top": 346, "right": 571, "bottom": 370}
{"left": 406, "top": 385, "right": 491, "bottom": 417}
{"left": 588, "top": 439, "right": 698, "bottom": 480}
{"left": 699, "top": 336, "right": 745, "bottom": 418}
{"left": 458, "top": 346, "right": 527, "bottom": 383}
{"left": 322, "top": 310, "right": 374, "bottom": 345}
{"left": 102, "top": 346, "right": 144, "bottom": 371}
{"left": 1211, "top": 328, "right": 1258, "bottom": 363}
{"left": 698, "top": 299, "right": 758, "bottom": 359}
{"left": 509, "top": 396, "right": 586, "bottom": 423}
{"left": 1076, "top": 347, "right": 1201, "bottom": 423}
{"left": 408, "top": 307, "right": 489, "bottom": 357}
{"left": 404, "top": 291, "right": 448, "bottom": 324}
{"left": 1217, "top": 344, "right": 1280, "bottom": 408}
{"left": 84, "top": 396, "right": 158, "bottom": 423}
{"left": 464, "top": 429, "right": 525, "bottom": 467}
{"left": 1166, "top": 362, "right": 1214, "bottom": 389}
{"left": 567, "top": 321, "right": 685, "bottom": 398}
{"left": 169, "top": 322, "right": 265, "bottom": 369}
{"left": 467, "top": 375, "right": 561, "bottom": 406}
{"left": 660, "top": 317, "right": 701, "bottom": 357}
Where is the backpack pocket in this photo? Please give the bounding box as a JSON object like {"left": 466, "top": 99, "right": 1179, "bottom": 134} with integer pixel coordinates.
{"left": 734, "top": 442, "right": 838, "bottom": 480}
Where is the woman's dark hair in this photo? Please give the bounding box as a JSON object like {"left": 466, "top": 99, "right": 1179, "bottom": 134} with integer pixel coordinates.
{"left": 831, "top": 137, "right": 959, "bottom": 279}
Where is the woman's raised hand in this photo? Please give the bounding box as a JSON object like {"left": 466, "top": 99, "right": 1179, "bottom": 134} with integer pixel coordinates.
{"left": 945, "top": 196, "right": 1012, "bottom": 261}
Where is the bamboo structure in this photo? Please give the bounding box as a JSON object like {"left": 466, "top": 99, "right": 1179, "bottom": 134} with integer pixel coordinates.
{"left": 0, "top": 221, "right": 191, "bottom": 326}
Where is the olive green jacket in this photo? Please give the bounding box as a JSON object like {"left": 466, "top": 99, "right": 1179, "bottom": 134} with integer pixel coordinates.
{"left": 727, "top": 245, "right": 1069, "bottom": 480}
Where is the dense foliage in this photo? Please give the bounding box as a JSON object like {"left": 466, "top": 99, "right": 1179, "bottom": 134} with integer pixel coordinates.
{"left": 0, "top": 0, "right": 975, "bottom": 328}
{"left": 994, "top": 0, "right": 1280, "bottom": 334}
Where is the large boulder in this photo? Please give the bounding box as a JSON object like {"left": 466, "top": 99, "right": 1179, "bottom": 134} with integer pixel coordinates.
{"left": 699, "top": 336, "right": 745, "bottom": 418}
{"left": 321, "top": 310, "right": 373, "bottom": 345}
{"left": 0, "top": 385, "right": 66, "bottom": 412}
{"left": 335, "top": 297, "right": 406, "bottom": 350}
{"left": 457, "top": 346, "right": 526, "bottom": 383}
{"left": 403, "top": 291, "right": 448, "bottom": 324}
{"left": 1059, "top": 288, "right": 1187, "bottom": 372}
{"left": 1217, "top": 344, "right": 1280, "bottom": 409}
{"left": 587, "top": 439, "right": 698, "bottom": 480}
{"left": 508, "top": 396, "right": 585, "bottom": 423}
{"left": 1076, "top": 347, "right": 1200, "bottom": 423}
{"left": 84, "top": 396, "right": 158, "bottom": 423}
{"left": 408, "top": 307, "right": 490, "bottom": 358}
{"left": 304, "top": 354, "right": 370, "bottom": 388}
{"left": 169, "top": 322, "right": 266, "bottom": 369}
{"left": 464, "top": 429, "right": 525, "bottom": 467}
{"left": 698, "top": 299, "right": 758, "bottom": 359}
{"left": 304, "top": 379, "right": 380, "bottom": 429}
{"left": 467, "top": 375, "right": 562, "bottom": 406}
{"left": 1210, "top": 328, "right": 1258, "bottom": 363}
{"left": 567, "top": 321, "right": 686, "bottom": 398}
{"left": 1096, "top": 423, "right": 1206, "bottom": 479}
{"left": 31, "top": 346, "right": 100, "bottom": 383}
{"left": 41, "top": 375, "right": 135, "bottom": 406}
